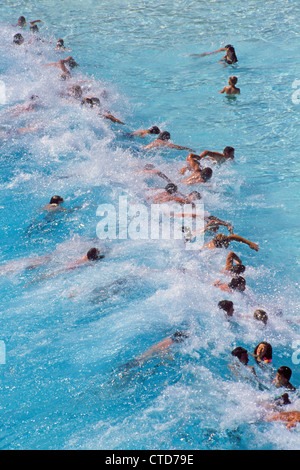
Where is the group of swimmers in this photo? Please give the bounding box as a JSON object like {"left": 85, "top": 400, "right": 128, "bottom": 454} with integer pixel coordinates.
{"left": 6, "top": 17, "right": 299, "bottom": 431}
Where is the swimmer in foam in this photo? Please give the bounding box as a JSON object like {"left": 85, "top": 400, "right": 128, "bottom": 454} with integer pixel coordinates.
{"left": 221, "top": 251, "right": 246, "bottom": 276}
{"left": 147, "top": 183, "right": 201, "bottom": 205}
{"left": 219, "top": 76, "right": 240, "bottom": 95}
{"left": 80, "top": 97, "right": 125, "bottom": 124}
{"left": 196, "top": 44, "right": 238, "bottom": 65}
{"left": 202, "top": 232, "right": 259, "bottom": 251}
{"left": 214, "top": 275, "right": 246, "bottom": 293}
{"left": 42, "top": 195, "right": 66, "bottom": 212}
{"left": 55, "top": 39, "right": 71, "bottom": 51}
{"left": 45, "top": 56, "right": 79, "bottom": 80}
{"left": 144, "top": 131, "right": 195, "bottom": 152}
{"left": 272, "top": 366, "right": 296, "bottom": 392}
{"left": 137, "top": 164, "right": 173, "bottom": 183}
{"left": 265, "top": 411, "right": 300, "bottom": 430}
{"left": 179, "top": 148, "right": 234, "bottom": 174}
{"left": 252, "top": 342, "right": 272, "bottom": 365}
{"left": 119, "top": 331, "right": 189, "bottom": 371}
{"left": 180, "top": 153, "right": 213, "bottom": 184}
{"left": 231, "top": 346, "right": 257, "bottom": 377}
{"left": 7, "top": 95, "right": 41, "bottom": 117}
{"left": 12, "top": 17, "right": 42, "bottom": 28}
{"left": 130, "top": 126, "right": 161, "bottom": 138}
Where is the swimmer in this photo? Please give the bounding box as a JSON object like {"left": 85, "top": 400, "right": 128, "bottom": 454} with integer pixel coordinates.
{"left": 265, "top": 411, "right": 300, "bottom": 430}
{"left": 138, "top": 164, "right": 173, "bottom": 183}
{"left": 66, "top": 85, "right": 83, "bottom": 100}
{"left": 8, "top": 95, "right": 40, "bottom": 116}
{"left": 13, "top": 33, "right": 24, "bottom": 45}
{"left": 252, "top": 342, "right": 272, "bottom": 365}
{"left": 130, "top": 126, "right": 161, "bottom": 137}
{"left": 12, "top": 17, "right": 41, "bottom": 28}
{"left": 221, "top": 251, "right": 246, "bottom": 276}
{"left": 81, "top": 97, "right": 125, "bottom": 124}
{"left": 179, "top": 148, "right": 234, "bottom": 175}
{"left": 272, "top": 366, "right": 296, "bottom": 392}
{"left": 231, "top": 346, "right": 256, "bottom": 376}
{"left": 120, "top": 331, "right": 189, "bottom": 371}
{"left": 218, "top": 299, "right": 234, "bottom": 317}
{"left": 203, "top": 232, "right": 259, "bottom": 251}
{"left": 55, "top": 39, "right": 70, "bottom": 51}
{"left": 214, "top": 276, "right": 246, "bottom": 293}
{"left": 182, "top": 166, "right": 213, "bottom": 185}
{"left": 196, "top": 44, "right": 238, "bottom": 64}
{"left": 144, "top": 131, "right": 195, "bottom": 151}
{"left": 219, "top": 76, "right": 240, "bottom": 95}
{"left": 147, "top": 183, "right": 195, "bottom": 205}
{"left": 253, "top": 309, "right": 268, "bottom": 325}
{"left": 42, "top": 195, "right": 66, "bottom": 212}
{"left": 45, "top": 56, "right": 79, "bottom": 80}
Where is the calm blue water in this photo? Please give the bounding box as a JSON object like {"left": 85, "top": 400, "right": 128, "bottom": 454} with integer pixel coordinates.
{"left": 0, "top": 0, "right": 299, "bottom": 450}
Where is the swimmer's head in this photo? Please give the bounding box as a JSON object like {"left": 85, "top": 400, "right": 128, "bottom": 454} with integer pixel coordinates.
{"left": 29, "top": 94, "right": 39, "bottom": 103}
{"left": 30, "top": 24, "right": 39, "bottom": 33}
{"left": 201, "top": 167, "right": 213, "bottom": 182}
{"left": 213, "top": 233, "right": 230, "bottom": 248}
{"left": 50, "top": 195, "right": 64, "bottom": 205}
{"left": 189, "top": 191, "right": 202, "bottom": 200}
{"left": 66, "top": 57, "right": 79, "bottom": 68}
{"left": 81, "top": 97, "right": 94, "bottom": 108}
{"left": 90, "top": 97, "right": 101, "bottom": 107}
{"left": 229, "top": 76, "right": 238, "bottom": 86}
{"left": 165, "top": 183, "right": 178, "bottom": 194}
{"left": 223, "top": 146, "right": 235, "bottom": 158}
{"left": 253, "top": 309, "right": 268, "bottom": 325}
{"left": 276, "top": 366, "right": 292, "bottom": 382}
{"left": 231, "top": 346, "right": 249, "bottom": 365}
{"left": 218, "top": 299, "right": 234, "bottom": 316}
{"left": 228, "top": 276, "right": 246, "bottom": 292}
{"left": 226, "top": 47, "right": 238, "bottom": 63}
{"left": 86, "top": 247, "right": 104, "bottom": 261}
{"left": 274, "top": 393, "right": 291, "bottom": 407}
{"left": 56, "top": 39, "right": 64, "bottom": 47}
{"left": 172, "top": 331, "right": 189, "bottom": 343}
{"left": 158, "top": 131, "right": 170, "bottom": 141}
{"left": 13, "top": 33, "right": 24, "bottom": 45}
{"left": 253, "top": 341, "right": 272, "bottom": 364}
{"left": 231, "top": 264, "right": 246, "bottom": 275}
{"left": 70, "top": 85, "right": 83, "bottom": 98}
{"left": 143, "top": 163, "right": 155, "bottom": 170}
{"left": 18, "top": 16, "right": 26, "bottom": 26}
{"left": 148, "top": 126, "right": 160, "bottom": 135}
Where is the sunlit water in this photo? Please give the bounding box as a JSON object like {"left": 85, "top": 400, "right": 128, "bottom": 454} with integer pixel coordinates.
{"left": 0, "top": 0, "right": 299, "bottom": 450}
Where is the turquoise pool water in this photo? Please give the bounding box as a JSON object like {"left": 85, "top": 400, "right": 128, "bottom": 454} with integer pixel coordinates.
{"left": 0, "top": 0, "right": 299, "bottom": 450}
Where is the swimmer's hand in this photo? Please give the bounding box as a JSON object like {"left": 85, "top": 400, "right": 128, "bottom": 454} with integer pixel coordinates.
{"left": 249, "top": 242, "right": 259, "bottom": 251}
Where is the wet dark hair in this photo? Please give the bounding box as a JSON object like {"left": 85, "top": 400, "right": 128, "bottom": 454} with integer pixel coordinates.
{"left": 87, "top": 247, "right": 103, "bottom": 261}
{"left": 231, "top": 346, "right": 247, "bottom": 359}
{"left": 225, "top": 46, "right": 238, "bottom": 64}
{"left": 253, "top": 309, "right": 268, "bottom": 325}
{"left": 231, "top": 264, "right": 246, "bottom": 275}
{"left": 189, "top": 190, "right": 201, "bottom": 200}
{"left": 274, "top": 393, "right": 291, "bottom": 407}
{"left": 223, "top": 146, "right": 235, "bottom": 156}
{"left": 165, "top": 183, "right": 178, "bottom": 194}
{"left": 158, "top": 131, "right": 170, "bottom": 141}
{"left": 229, "top": 76, "right": 238, "bottom": 86}
{"left": 144, "top": 163, "right": 155, "bottom": 170}
{"left": 149, "top": 126, "right": 160, "bottom": 134}
{"left": 213, "top": 233, "right": 230, "bottom": 248}
{"left": 71, "top": 85, "right": 82, "bottom": 98}
{"left": 18, "top": 16, "right": 26, "bottom": 25}
{"left": 228, "top": 276, "right": 246, "bottom": 291}
{"left": 277, "top": 366, "right": 292, "bottom": 381}
{"left": 253, "top": 341, "right": 272, "bottom": 364}
{"left": 57, "top": 39, "right": 64, "bottom": 46}
{"left": 90, "top": 97, "right": 100, "bottom": 107}
{"left": 171, "top": 331, "right": 189, "bottom": 343}
{"left": 201, "top": 167, "right": 213, "bottom": 182}
{"left": 50, "top": 195, "right": 64, "bottom": 205}
{"left": 67, "top": 57, "right": 79, "bottom": 68}
{"left": 13, "top": 33, "right": 24, "bottom": 45}
{"left": 30, "top": 24, "right": 39, "bottom": 32}
{"left": 218, "top": 300, "right": 234, "bottom": 316}
{"left": 81, "top": 98, "right": 94, "bottom": 107}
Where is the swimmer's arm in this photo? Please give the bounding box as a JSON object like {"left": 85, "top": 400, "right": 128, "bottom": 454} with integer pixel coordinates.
{"left": 168, "top": 143, "right": 196, "bottom": 152}
{"left": 198, "top": 150, "right": 224, "bottom": 161}
{"left": 228, "top": 235, "right": 259, "bottom": 251}
{"left": 198, "top": 47, "right": 227, "bottom": 57}
{"left": 218, "top": 87, "right": 227, "bottom": 94}
{"left": 29, "top": 20, "right": 42, "bottom": 25}
{"left": 101, "top": 113, "right": 125, "bottom": 124}
{"left": 131, "top": 129, "right": 149, "bottom": 137}
{"left": 178, "top": 165, "right": 191, "bottom": 175}
{"left": 186, "top": 153, "right": 202, "bottom": 169}
{"left": 225, "top": 251, "right": 242, "bottom": 270}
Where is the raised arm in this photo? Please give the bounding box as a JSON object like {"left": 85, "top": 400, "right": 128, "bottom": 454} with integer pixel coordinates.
{"left": 224, "top": 251, "right": 242, "bottom": 271}
{"left": 228, "top": 235, "right": 259, "bottom": 251}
